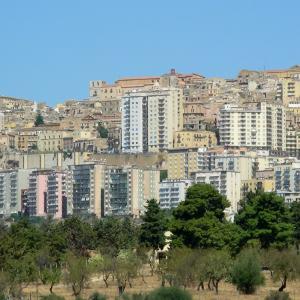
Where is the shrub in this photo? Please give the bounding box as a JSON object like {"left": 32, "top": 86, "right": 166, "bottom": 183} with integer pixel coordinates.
{"left": 231, "top": 249, "right": 264, "bottom": 294}
{"left": 116, "top": 294, "right": 146, "bottom": 300}
{"left": 89, "top": 292, "right": 107, "bottom": 300}
{"left": 41, "top": 295, "right": 65, "bottom": 300}
{"left": 265, "top": 291, "right": 291, "bottom": 300}
{"left": 147, "top": 287, "right": 192, "bottom": 300}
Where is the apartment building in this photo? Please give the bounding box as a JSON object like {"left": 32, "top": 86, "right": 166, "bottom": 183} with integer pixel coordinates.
{"left": 159, "top": 179, "right": 192, "bottom": 210}
{"left": 167, "top": 148, "right": 198, "bottom": 179}
{"left": 66, "top": 164, "right": 102, "bottom": 217}
{"left": 194, "top": 170, "right": 241, "bottom": 213}
{"left": 173, "top": 130, "right": 217, "bottom": 149}
{"left": 66, "top": 163, "right": 160, "bottom": 218}
{"left": 276, "top": 79, "right": 300, "bottom": 105}
{"left": 219, "top": 102, "right": 286, "bottom": 151}
{"left": 0, "top": 169, "right": 32, "bottom": 217}
{"left": 122, "top": 87, "right": 183, "bottom": 153}
{"left": 0, "top": 112, "right": 4, "bottom": 131}
{"left": 0, "top": 170, "right": 18, "bottom": 217}
{"left": 103, "top": 166, "right": 159, "bottom": 217}
{"left": 274, "top": 161, "right": 300, "bottom": 204}
{"left": 26, "top": 170, "right": 67, "bottom": 219}
{"left": 197, "top": 147, "right": 255, "bottom": 181}
{"left": 15, "top": 128, "right": 71, "bottom": 152}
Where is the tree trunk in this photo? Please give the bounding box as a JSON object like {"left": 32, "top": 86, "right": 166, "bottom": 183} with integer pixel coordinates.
{"left": 128, "top": 278, "right": 132, "bottom": 288}
{"left": 50, "top": 282, "right": 54, "bottom": 294}
{"left": 279, "top": 276, "right": 287, "bottom": 292}
{"left": 103, "top": 275, "right": 109, "bottom": 288}
{"left": 118, "top": 285, "right": 125, "bottom": 295}
{"left": 213, "top": 279, "right": 220, "bottom": 294}
{"left": 141, "top": 274, "right": 146, "bottom": 284}
{"left": 72, "top": 284, "right": 81, "bottom": 296}
{"left": 197, "top": 281, "right": 204, "bottom": 291}
{"left": 208, "top": 278, "right": 213, "bottom": 290}
{"left": 161, "top": 276, "right": 165, "bottom": 287}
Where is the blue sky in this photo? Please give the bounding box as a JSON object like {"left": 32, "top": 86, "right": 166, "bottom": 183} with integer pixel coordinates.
{"left": 0, "top": 0, "right": 299, "bottom": 105}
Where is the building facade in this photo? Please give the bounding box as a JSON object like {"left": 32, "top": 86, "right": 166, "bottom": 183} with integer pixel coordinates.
{"left": 121, "top": 88, "right": 183, "bottom": 153}
{"left": 159, "top": 179, "right": 192, "bottom": 210}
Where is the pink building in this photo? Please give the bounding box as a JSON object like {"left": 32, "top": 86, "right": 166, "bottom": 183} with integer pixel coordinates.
{"left": 27, "top": 170, "right": 66, "bottom": 219}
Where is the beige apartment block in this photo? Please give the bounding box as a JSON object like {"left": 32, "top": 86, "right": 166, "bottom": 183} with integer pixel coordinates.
{"left": 167, "top": 148, "right": 198, "bottom": 179}
{"left": 219, "top": 101, "right": 286, "bottom": 152}
{"left": 276, "top": 78, "right": 300, "bottom": 105}
{"left": 174, "top": 130, "right": 217, "bottom": 149}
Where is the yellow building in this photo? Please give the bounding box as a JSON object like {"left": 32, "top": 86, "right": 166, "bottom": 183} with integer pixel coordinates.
{"left": 277, "top": 79, "right": 300, "bottom": 105}
{"left": 15, "top": 128, "right": 72, "bottom": 152}
{"left": 174, "top": 130, "right": 217, "bottom": 149}
{"left": 265, "top": 65, "right": 300, "bottom": 79}
{"left": 241, "top": 179, "right": 257, "bottom": 198}
{"left": 167, "top": 148, "right": 198, "bottom": 179}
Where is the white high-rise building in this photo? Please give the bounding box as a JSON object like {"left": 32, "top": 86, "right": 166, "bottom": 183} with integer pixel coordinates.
{"left": 219, "top": 102, "right": 286, "bottom": 151}
{"left": 121, "top": 88, "right": 183, "bottom": 153}
{"left": 0, "top": 111, "right": 4, "bottom": 131}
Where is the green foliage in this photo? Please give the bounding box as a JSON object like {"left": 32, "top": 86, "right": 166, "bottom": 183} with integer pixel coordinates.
{"left": 235, "top": 192, "right": 294, "bottom": 249}
{"left": 89, "top": 253, "right": 114, "bottom": 288}
{"left": 231, "top": 248, "right": 264, "bottom": 294}
{"left": 94, "top": 217, "right": 138, "bottom": 257}
{"left": 204, "top": 249, "right": 232, "bottom": 294}
{"left": 147, "top": 286, "right": 192, "bottom": 300}
{"left": 61, "top": 216, "right": 96, "bottom": 256}
{"left": 173, "top": 184, "right": 229, "bottom": 221}
{"left": 64, "top": 252, "right": 91, "bottom": 296}
{"left": 290, "top": 201, "right": 300, "bottom": 251}
{"left": 116, "top": 294, "right": 146, "bottom": 300}
{"left": 113, "top": 250, "right": 140, "bottom": 295}
{"left": 170, "top": 184, "right": 239, "bottom": 249}
{"left": 160, "top": 170, "right": 168, "bottom": 182}
{"left": 34, "top": 112, "right": 44, "bottom": 126}
{"left": 139, "top": 199, "right": 167, "bottom": 250}
{"left": 41, "top": 294, "right": 65, "bottom": 300}
{"left": 163, "top": 248, "right": 197, "bottom": 287}
{"left": 89, "top": 292, "right": 107, "bottom": 300}
{"left": 6, "top": 253, "right": 38, "bottom": 298}
{"left": 262, "top": 249, "right": 300, "bottom": 291}
{"left": 265, "top": 291, "right": 291, "bottom": 300}
{"left": 97, "top": 123, "right": 108, "bottom": 138}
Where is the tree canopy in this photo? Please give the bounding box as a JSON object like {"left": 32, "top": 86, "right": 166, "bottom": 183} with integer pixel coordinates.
{"left": 34, "top": 112, "right": 44, "bottom": 126}
{"left": 235, "top": 192, "right": 294, "bottom": 249}
{"left": 170, "top": 184, "right": 241, "bottom": 249}
{"left": 139, "top": 199, "right": 167, "bottom": 250}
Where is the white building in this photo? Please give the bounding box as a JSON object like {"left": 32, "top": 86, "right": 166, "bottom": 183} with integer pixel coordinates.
{"left": 197, "top": 148, "right": 255, "bottom": 181}
{"left": 219, "top": 102, "right": 286, "bottom": 151}
{"left": 0, "top": 111, "right": 4, "bottom": 131}
{"left": 274, "top": 161, "right": 300, "bottom": 204}
{"left": 159, "top": 179, "right": 192, "bottom": 210}
{"left": 0, "top": 169, "right": 31, "bottom": 217}
{"left": 121, "top": 87, "right": 183, "bottom": 153}
{"left": 194, "top": 170, "right": 241, "bottom": 213}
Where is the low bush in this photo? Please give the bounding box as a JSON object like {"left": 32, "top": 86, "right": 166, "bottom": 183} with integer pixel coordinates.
{"left": 147, "top": 287, "right": 192, "bottom": 300}
{"left": 265, "top": 291, "right": 291, "bottom": 300}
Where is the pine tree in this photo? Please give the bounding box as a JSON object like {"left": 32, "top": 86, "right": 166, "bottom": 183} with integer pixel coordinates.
{"left": 34, "top": 113, "right": 44, "bottom": 126}
{"left": 139, "top": 199, "right": 167, "bottom": 250}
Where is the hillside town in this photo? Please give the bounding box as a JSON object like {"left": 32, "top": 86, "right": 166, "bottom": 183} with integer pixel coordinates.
{"left": 1, "top": 66, "right": 300, "bottom": 220}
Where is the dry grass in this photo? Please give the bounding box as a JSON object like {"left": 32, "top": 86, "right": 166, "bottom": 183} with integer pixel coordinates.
{"left": 24, "top": 272, "right": 300, "bottom": 300}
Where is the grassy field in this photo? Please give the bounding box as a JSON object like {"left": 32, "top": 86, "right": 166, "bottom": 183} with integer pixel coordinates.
{"left": 24, "top": 272, "right": 300, "bottom": 300}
